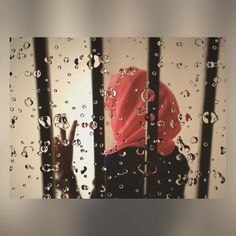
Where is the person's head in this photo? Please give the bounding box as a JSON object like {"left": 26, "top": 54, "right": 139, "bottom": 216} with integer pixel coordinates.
{"left": 105, "top": 67, "right": 181, "bottom": 156}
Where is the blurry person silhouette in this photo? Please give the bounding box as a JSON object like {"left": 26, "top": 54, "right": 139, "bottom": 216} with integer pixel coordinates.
{"left": 54, "top": 67, "right": 190, "bottom": 199}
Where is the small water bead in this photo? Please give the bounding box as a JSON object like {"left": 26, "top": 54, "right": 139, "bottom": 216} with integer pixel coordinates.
{"left": 141, "top": 88, "right": 155, "bottom": 102}
{"left": 54, "top": 45, "right": 59, "bottom": 49}
{"left": 53, "top": 113, "right": 70, "bottom": 129}
{"left": 38, "top": 116, "right": 51, "bottom": 128}
{"left": 212, "top": 45, "right": 217, "bottom": 50}
{"left": 10, "top": 116, "right": 18, "bottom": 128}
{"left": 89, "top": 121, "right": 98, "bottom": 130}
{"left": 62, "top": 140, "right": 70, "bottom": 146}
{"left": 87, "top": 53, "right": 100, "bottom": 69}
{"left": 176, "top": 62, "right": 183, "bottom": 69}
{"left": 190, "top": 136, "right": 198, "bottom": 144}
{"left": 188, "top": 178, "right": 198, "bottom": 186}
{"left": 221, "top": 146, "right": 226, "bottom": 155}
{"left": 44, "top": 56, "right": 53, "bottom": 64}
{"left": 99, "top": 55, "right": 110, "bottom": 64}
{"left": 119, "top": 184, "right": 124, "bottom": 190}
{"left": 176, "top": 41, "right": 183, "bottom": 47}
{"left": 202, "top": 111, "right": 218, "bottom": 124}
{"left": 45, "top": 183, "right": 52, "bottom": 191}
{"left": 203, "top": 142, "right": 208, "bottom": 147}
{"left": 16, "top": 52, "right": 27, "bottom": 59}
{"left": 187, "top": 153, "right": 195, "bottom": 162}
{"left": 127, "top": 67, "right": 137, "bottom": 75}
{"left": 206, "top": 61, "right": 217, "bottom": 68}
{"left": 213, "top": 77, "right": 221, "bottom": 84}
{"left": 81, "top": 185, "right": 88, "bottom": 190}
{"left": 157, "top": 40, "right": 165, "bottom": 47}
{"left": 119, "top": 68, "right": 126, "bottom": 74}
{"left": 176, "top": 153, "right": 184, "bottom": 161}
{"left": 195, "top": 38, "right": 204, "bottom": 47}
{"left": 24, "top": 97, "right": 33, "bottom": 107}
{"left": 24, "top": 71, "right": 32, "bottom": 77}
{"left": 63, "top": 57, "right": 69, "bottom": 63}
{"left": 157, "top": 61, "right": 164, "bottom": 68}
{"left": 33, "top": 69, "right": 41, "bottom": 78}
{"left": 23, "top": 41, "right": 31, "bottom": 50}
{"left": 100, "top": 67, "right": 109, "bottom": 75}
{"left": 118, "top": 151, "right": 126, "bottom": 157}
{"left": 73, "top": 139, "right": 81, "bottom": 147}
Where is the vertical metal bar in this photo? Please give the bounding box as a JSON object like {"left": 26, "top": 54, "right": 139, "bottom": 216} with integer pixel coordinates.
{"left": 90, "top": 37, "right": 106, "bottom": 198}
{"left": 145, "top": 37, "right": 161, "bottom": 198}
{"left": 197, "top": 37, "right": 220, "bottom": 198}
{"left": 34, "top": 37, "right": 55, "bottom": 198}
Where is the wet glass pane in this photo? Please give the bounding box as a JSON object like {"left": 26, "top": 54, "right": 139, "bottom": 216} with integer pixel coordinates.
{"left": 9, "top": 37, "right": 226, "bottom": 199}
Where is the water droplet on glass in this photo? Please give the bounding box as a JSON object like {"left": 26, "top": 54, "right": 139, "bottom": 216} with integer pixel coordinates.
{"left": 24, "top": 71, "right": 32, "bottom": 77}
{"left": 89, "top": 121, "right": 98, "bottom": 130}
{"left": 202, "top": 111, "right": 218, "bottom": 124}
{"left": 141, "top": 88, "right": 155, "bottom": 102}
{"left": 99, "top": 55, "right": 110, "bottom": 64}
{"left": 195, "top": 38, "right": 204, "bottom": 47}
{"left": 23, "top": 41, "right": 31, "bottom": 49}
{"left": 38, "top": 116, "right": 51, "bottom": 128}
{"left": 63, "top": 57, "right": 69, "bottom": 63}
{"left": 81, "top": 185, "right": 88, "bottom": 190}
{"left": 44, "top": 56, "right": 53, "bottom": 64}
{"left": 190, "top": 136, "right": 198, "bottom": 144}
{"left": 100, "top": 67, "right": 109, "bottom": 74}
{"left": 53, "top": 113, "right": 70, "bottom": 129}
{"left": 73, "top": 139, "right": 81, "bottom": 147}
{"left": 33, "top": 69, "right": 41, "bottom": 78}
{"left": 24, "top": 97, "right": 33, "bottom": 107}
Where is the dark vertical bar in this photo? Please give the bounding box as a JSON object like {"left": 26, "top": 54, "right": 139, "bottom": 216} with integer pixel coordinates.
{"left": 90, "top": 37, "right": 106, "bottom": 198}
{"left": 145, "top": 37, "right": 161, "bottom": 197}
{"left": 198, "top": 37, "right": 220, "bottom": 198}
{"left": 34, "top": 38, "right": 55, "bottom": 198}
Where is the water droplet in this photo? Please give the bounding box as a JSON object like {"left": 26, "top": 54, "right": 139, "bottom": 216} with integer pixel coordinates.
{"left": 87, "top": 53, "right": 100, "bottom": 69}
{"left": 10, "top": 116, "right": 18, "bottom": 128}
{"left": 53, "top": 113, "right": 70, "bottom": 129}
{"left": 136, "top": 106, "right": 146, "bottom": 116}
{"left": 33, "top": 69, "right": 41, "bottom": 78}
{"left": 141, "top": 88, "right": 155, "bottom": 102}
{"left": 119, "top": 68, "right": 126, "bottom": 74}
{"left": 23, "top": 41, "right": 31, "bottom": 49}
{"left": 24, "top": 97, "right": 33, "bottom": 107}
{"left": 38, "top": 116, "right": 51, "bottom": 128}
{"left": 195, "top": 38, "right": 204, "bottom": 47}
{"left": 190, "top": 136, "right": 198, "bottom": 144}
{"left": 118, "top": 151, "right": 126, "bottom": 157}
{"left": 127, "top": 67, "right": 136, "bottom": 75}
{"left": 89, "top": 121, "right": 98, "bottom": 130}
{"left": 99, "top": 55, "right": 110, "bottom": 64}
{"left": 63, "top": 57, "right": 69, "bottom": 63}
{"left": 62, "top": 140, "right": 70, "bottom": 146}
{"left": 100, "top": 67, "right": 109, "bottom": 74}
{"left": 81, "top": 185, "right": 88, "bottom": 190}
{"left": 202, "top": 111, "right": 218, "bottom": 124}
{"left": 119, "top": 184, "right": 124, "bottom": 189}
{"left": 73, "top": 139, "right": 81, "bottom": 147}
{"left": 136, "top": 147, "right": 145, "bottom": 156}
{"left": 221, "top": 146, "right": 226, "bottom": 155}
{"left": 44, "top": 56, "right": 53, "bottom": 64}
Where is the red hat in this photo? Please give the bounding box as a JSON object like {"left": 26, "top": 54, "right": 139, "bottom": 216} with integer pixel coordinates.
{"left": 104, "top": 67, "right": 181, "bottom": 157}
